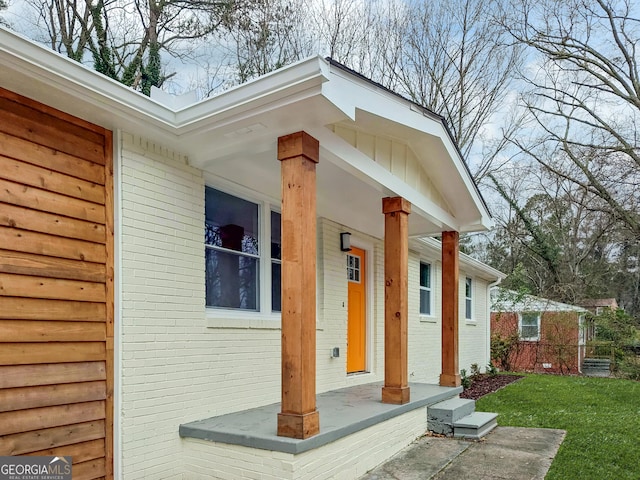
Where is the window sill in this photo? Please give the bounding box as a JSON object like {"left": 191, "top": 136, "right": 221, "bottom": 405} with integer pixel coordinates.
{"left": 206, "top": 311, "right": 324, "bottom": 331}
{"left": 419, "top": 315, "right": 437, "bottom": 323}
{"left": 206, "top": 312, "right": 282, "bottom": 330}
{"left": 464, "top": 319, "right": 477, "bottom": 325}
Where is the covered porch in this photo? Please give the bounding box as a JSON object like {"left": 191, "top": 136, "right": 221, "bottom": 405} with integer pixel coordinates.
{"left": 179, "top": 382, "right": 462, "bottom": 479}
{"left": 180, "top": 382, "right": 461, "bottom": 454}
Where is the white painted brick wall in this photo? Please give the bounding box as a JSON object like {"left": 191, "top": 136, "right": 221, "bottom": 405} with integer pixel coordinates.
{"left": 181, "top": 408, "right": 427, "bottom": 480}
{"left": 459, "top": 271, "right": 491, "bottom": 374}
{"left": 408, "top": 251, "right": 442, "bottom": 384}
{"left": 120, "top": 134, "right": 282, "bottom": 479}
{"left": 121, "top": 133, "right": 205, "bottom": 479}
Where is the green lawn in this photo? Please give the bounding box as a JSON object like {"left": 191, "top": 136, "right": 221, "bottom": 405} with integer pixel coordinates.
{"left": 476, "top": 374, "right": 640, "bottom": 480}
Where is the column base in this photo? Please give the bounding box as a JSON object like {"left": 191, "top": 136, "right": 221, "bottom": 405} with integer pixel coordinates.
{"left": 381, "top": 386, "right": 410, "bottom": 404}
{"left": 277, "top": 410, "right": 320, "bottom": 439}
{"left": 439, "top": 373, "right": 462, "bottom": 387}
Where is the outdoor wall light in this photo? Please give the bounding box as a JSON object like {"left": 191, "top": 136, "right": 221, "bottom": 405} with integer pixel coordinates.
{"left": 340, "top": 232, "right": 352, "bottom": 252}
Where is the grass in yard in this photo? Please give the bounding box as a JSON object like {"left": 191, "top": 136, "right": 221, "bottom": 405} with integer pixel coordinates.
{"left": 476, "top": 374, "right": 640, "bottom": 480}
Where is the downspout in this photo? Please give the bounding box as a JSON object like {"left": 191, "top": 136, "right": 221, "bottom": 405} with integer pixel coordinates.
{"left": 578, "top": 314, "right": 584, "bottom": 374}
{"left": 486, "top": 278, "right": 502, "bottom": 372}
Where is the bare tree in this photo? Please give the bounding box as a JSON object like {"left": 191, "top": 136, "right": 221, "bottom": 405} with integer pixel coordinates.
{"left": 483, "top": 160, "right": 623, "bottom": 305}
{"left": 222, "top": 0, "right": 313, "bottom": 83}
{"left": 499, "top": 0, "right": 640, "bottom": 237}
{"left": 19, "top": 0, "right": 237, "bottom": 94}
{"left": 0, "top": 0, "right": 9, "bottom": 26}
{"left": 380, "top": 0, "right": 522, "bottom": 175}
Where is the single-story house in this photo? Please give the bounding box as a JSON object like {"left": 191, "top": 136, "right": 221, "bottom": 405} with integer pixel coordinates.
{"left": 491, "top": 288, "right": 590, "bottom": 374}
{"left": 0, "top": 26, "right": 505, "bottom": 479}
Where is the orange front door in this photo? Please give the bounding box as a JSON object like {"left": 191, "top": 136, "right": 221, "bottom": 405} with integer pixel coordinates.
{"left": 347, "top": 247, "right": 366, "bottom": 373}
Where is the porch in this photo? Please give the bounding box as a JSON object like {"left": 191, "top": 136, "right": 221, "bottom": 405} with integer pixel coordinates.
{"left": 179, "top": 382, "right": 462, "bottom": 479}
{"left": 180, "top": 382, "right": 461, "bottom": 454}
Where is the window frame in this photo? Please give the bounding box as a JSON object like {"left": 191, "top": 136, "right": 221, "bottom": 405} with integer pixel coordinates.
{"left": 519, "top": 312, "right": 541, "bottom": 341}
{"left": 464, "top": 276, "right": 473, "bottom": 320}
{"left": 204, "top": 183, "right": 281, "bottom": 323}
{"left": 419, "top": 262, "right": 433, "bottom": 317}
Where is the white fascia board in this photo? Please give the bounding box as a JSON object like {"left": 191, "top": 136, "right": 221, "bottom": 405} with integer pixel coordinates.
{"left": 173, "top": 56, "right": 332, "bottom": 136}
{"left": 0, "top": 30, "right": 334, "bottom": 148}
{"left": 323, "top": 67, "right": 440, "bottom": 136}
{"left": 323, "top": 65, "right": 493, "bottom": 231}
{"left": 411, "top": 237, "right": 506, "bottom": 281}
{"left": 309, "top": 126, "right": 461, "bottom": 232}
{"left": 0, "top": 27, "right": 176, "bottom": 129}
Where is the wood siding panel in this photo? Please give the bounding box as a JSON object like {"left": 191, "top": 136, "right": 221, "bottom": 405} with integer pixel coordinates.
{"left": 74, "top": 458, "right": 106, "bottom": 480}
{"left": 0, "top": 273, "right": 106, "bottom": 302}
{"left": 0, "top": 298, "right": 105, "bottom": 321}
{"left": 0, "top": 342, "right": 106, "bottom": 365}
{"left": 0, "top": 203, "right": 105, "bottom": 243}
{"left": 29, "top": 438, "right": 105, "bottom": 463}
{"left": 0, "top": 97, "right": 104, "bottom": 164}
{"left": 0, "top": 250, "right": 105, "bottom": 282}
{"left": 0, "top": 362, "right": 106, "bottom": 389}
{"left": 0, "top": 227, "right": 106, "bottom": 263}
{"left": 0, "top": 420, "right": 105, "bottom": 456}
{"left": 0, "top": 401, "right": 105, "bottom": 436}
{"left": 0, "top": 132, "right": 105, "bottom": 185}
{"left": 0, "top": 87, "right": 112, "bottom": 477}
{"left": 0, "top": 178, "right": 105, "bottom": 223}
{"left": 0, "top": 320, "right": 106, "bottom": 342}
{"left": 0, "top": 154, "right": 105, "bottom": 203}
{"left": 0, "top": 381, "right": 106, "bottom": 412}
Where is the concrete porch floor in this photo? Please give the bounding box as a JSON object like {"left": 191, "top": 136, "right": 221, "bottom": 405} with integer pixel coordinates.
{"left": 180, "top": 382, "right": 462, "bottom": 454}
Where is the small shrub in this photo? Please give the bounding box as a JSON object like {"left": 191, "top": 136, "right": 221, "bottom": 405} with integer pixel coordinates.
{"left": 618, "top": 355, "right": 640, "bottom": 380}
{"left": 491, "top": 332, "right": 520, "bottom": 371}
{"left": 460, "top": 369, "right": 472, "bottom": 389}
{"left": 487, "top": 362, "right": 499, "bottom": 376}
{"left": 470, "top": 363, "right": 482, "bottom": 379}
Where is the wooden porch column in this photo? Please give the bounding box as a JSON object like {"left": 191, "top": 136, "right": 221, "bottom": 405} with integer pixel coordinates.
{"left": 440, "top": 231, "right": 461, "bottom": 387}
{"left": 277, "top": 131, "right": 320, "bottom": 439}
{"left": 382, "top": 197, "right": 411, "bottom": 404}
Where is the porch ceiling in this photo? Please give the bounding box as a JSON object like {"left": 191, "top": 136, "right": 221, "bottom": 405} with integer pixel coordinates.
{"left": 200, "top": 137, "right": 445, "bottom": 239}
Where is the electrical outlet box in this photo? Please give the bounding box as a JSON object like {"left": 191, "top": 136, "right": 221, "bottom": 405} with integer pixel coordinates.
{"left": 331, "top": 347, "right": 340, "bottom": 358}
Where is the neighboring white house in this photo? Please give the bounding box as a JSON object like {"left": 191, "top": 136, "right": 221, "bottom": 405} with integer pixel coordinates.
{"left": 0, "top": 27, "right": 503, "bottom": 479}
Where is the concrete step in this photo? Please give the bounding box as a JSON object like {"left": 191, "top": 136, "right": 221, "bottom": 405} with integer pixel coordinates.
{"left": 427, "top": 398, "right": 476, "bottom": 436}
{"left": 582, "top": 368, "right": 612, "bottom": 377}
{"left": 453, "top": 412, "right": 498, "bottom": 440}
{"left": 583, "top": 358, "right": 611, "bottom": 366}
{"left": 582, "top": 358, "right": 611, "bottom": 377}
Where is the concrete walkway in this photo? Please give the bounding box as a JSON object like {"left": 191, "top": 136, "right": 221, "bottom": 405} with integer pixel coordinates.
{"left": 361, "top": 427, "right": 565, "bottom": 480}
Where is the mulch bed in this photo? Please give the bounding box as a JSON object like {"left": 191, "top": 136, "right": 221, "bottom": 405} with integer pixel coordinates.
{"left": 459, "top": 374, "right": 524, "bottom": 400}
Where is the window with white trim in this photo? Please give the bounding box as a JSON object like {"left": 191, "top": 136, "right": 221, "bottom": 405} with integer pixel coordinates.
{"left": 419, "top": 262, "right": 432, "bottom": 315}
{"left": 519, "top": 312, "right": 541, "bottom": 341}
{"left": 464, "top": 277, "right": 473, "bottom": 320}
{"left": 205, "top": 186, "right": 281, "bottom": 312}
{"left": 270, "top": 210, "right": 282, "bottom": 312}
